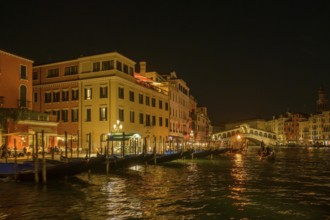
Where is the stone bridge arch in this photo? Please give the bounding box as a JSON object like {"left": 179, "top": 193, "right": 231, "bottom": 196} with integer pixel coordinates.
{"left": 212, "top": 124, "right": 277, "bottom": 146}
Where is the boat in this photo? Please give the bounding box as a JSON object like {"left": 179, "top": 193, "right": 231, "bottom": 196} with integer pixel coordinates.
{"left": 0, "top": 158, "right": 90, "bottom": 182}
{"left": 190, "top": 149, "right": 213, "bottom": 159}
{"left": 258, "top": 149, "right": 275, "bottom": 162}
{"left": 211, "top": 147, "right": 232, "bottom": 155}
{"left": 89, "top": 153, "right": 153, "bottom": 172}
{"left": 148, "top": 150, "right": 188, "bottom": 164}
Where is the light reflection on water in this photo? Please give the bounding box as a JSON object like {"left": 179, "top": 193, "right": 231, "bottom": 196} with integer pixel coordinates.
{"left": 0, "top": 146, "right": 330, "bottom": 219}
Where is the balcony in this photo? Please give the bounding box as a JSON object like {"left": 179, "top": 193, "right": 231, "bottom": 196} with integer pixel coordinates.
{"left": 17, "top": 99, "right": 31, "bottom": 109}
{"left": 0, "top": 96, "right": 4, "bottom": 107}
{"left": 0, "top": 108, "right": 55, "bottom": 123}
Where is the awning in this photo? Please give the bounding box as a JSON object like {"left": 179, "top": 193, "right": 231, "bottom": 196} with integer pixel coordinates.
{"left": 28, "top": 127, "right": 55, "bottom": 134}
{"left": 107, "top": 132, "right": 141, "bottom": 141}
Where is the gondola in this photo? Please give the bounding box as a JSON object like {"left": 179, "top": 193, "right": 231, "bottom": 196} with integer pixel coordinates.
{"left": 88, "top": 153, "right": 153, "bottom": 172}
{"left": 190, "top": 149, "right": 213, "bottom": 159}
{"left": 148, "top": 150, "right": 189, "bottom": 164}
{"left": 0, "top": 158, "right": 89, "bottom": 182}
{"left": 259, "top": 151, "right": 275, "bottom": 162}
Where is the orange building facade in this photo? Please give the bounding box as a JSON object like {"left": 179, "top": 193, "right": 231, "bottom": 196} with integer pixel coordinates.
{"left": 0, "top": 50, "right": 58, "bottom": 152}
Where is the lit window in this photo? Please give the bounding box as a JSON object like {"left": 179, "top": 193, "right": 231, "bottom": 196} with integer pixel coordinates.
{"left": 20, "top": 65, "right": 27, "bottom": 79}
{"left": 100, "top": 107, "right": 107, "bottom": 121}
{"left": 85, "top": 88, "right": 92, "bottom": 100}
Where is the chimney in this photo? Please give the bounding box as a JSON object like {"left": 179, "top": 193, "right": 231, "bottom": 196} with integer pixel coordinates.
{"left": 140, "top": 61, "right": 146, "bottom": 75}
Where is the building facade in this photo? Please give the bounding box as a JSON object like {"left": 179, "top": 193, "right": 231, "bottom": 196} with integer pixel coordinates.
{"left": 32, "top": 52, "right": 170, "bottom": 154}
{"left": 0, "top": 49, "right": 57, "bottom": 151}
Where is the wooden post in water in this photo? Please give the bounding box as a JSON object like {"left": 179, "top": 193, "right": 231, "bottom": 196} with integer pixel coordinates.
{"left": 42, "top": 130, "right": 47, "bottom": 184}
{"left": 14, "top": 139, "right": 18, "bottom": 180}
{"left": 65, "top": 131, "right": 68, "bottom": 163}
{"left": 77, "top": 131, "right": 79, "bottom": 158}
{"left": 122, "top": 132, "right": 125, "bottom": 157}
{"left": 88, "top": 132, "right": 91, "bottom": 180}
{"left": 106, "top": 134, "right": 110, "bottom": 175}
{"left": 70, "top": 135, "right": 73, "bottom": 159}
{"left": 34, "top": 133, "right": 39, "bottom": 183}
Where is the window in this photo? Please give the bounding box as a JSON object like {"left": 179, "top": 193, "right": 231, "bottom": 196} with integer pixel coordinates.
{"left": 33, "top": 71, "right": 38, "bottom": 80}
{"left": 62, "top": 90, "right": 69, "bottom": 101}
{"left": 119, "top": 108, "right": 124, "bottom": 121}
{"left": 146, "top": 114, "right": 151, "bottom": 126}
{"left": 33, "top": 92, "right": 38, "bottom": 103}
{"left": 159, "top": 117, "right": 163, "bottom": 126}
{"left": 123, "top": 64, "right": 128, "bottom": 74}
{"left": 159, "top": 100, "right": 163, "bottom": 109}
{"left": 72, "top": 89, "right": 79, "bottom": 100}
{"left": 129, "top": 67, "right": 134, "bottom": 76}
{"left": 53, "top": 91, "right": 60, "bottom": 102}
{"left": 52, "top": 110, "right": 60, "bottom": 122}
{"left": 19, "top": 85, "right": 27, "bottom": 107}
{"left": 93, "top": 62, "right": 100, "bottom": 72}
{"left": 20, "top": 65, "right": 27, "bottom": 79}
{"left": 130, "top": 110, "right": 135, "bottom": 123}
{"left": 47, "top": 69, "right": 59, "bottom": 78}
{"left": 99, "top": 107, "right": 107, "bottom": 121}
{"left": 45, "top": 92, "right": 51, "bottom": 103}
{"left": 86, "top": 109, "right": 91, "bottom": 122}
{"left": 100, "top": 86, "right": 108, "bottom": 98}
{"left": 139, "top": 113, "right": 144, "bottom": 124}
{"left": 152, "top": 115, "right": 156, "bottom": 126}
{"left": 139, "top": 94, "right": 144, "bottom": 104}
{"left": 165, "top": 118, "right": 169, "bottom": 127}
{"left": 151, "top": 98, "right": 156, "bottom": 107}
{"left": 118, "top": 87, "right": 124, "bottom": 99}
{"left": 64, "top": 66, "right": 78, "bottom": 75}
{"left": 62, "top": 109, "right": 68, "bottom": 122}
{"left": 129, "top": 91, "right": 134, "bottom": 102}
{"left": 165, "top": 102, "right": 169, "bottom": 110}
{"left": 116, "top": 61, "right": 122, "bottom": 71}
{"left": 71, "top": 109, "right": 78, "bottom": 122}
{"left": 146, "top": 96, "right": 150, "bottom": 106}
{"left": 102, "top": 60, "right": 114, "bottom": 70}
{"left": 85, "top": 88, "right": 92, "bottom": 100}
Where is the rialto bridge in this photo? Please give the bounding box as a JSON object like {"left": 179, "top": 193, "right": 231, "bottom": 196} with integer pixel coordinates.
{"left": 212, "top": 124, "right": 277, "bottom": 146}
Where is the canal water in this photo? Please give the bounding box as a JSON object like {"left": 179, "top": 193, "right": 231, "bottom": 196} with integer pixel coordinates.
{"left": 0, "top": 146, "right": 329, "bottom": 220}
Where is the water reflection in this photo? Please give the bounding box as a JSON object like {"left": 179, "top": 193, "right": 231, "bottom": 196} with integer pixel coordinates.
{"left": 228, "top": 153, "right": 251, "bottom": 210}
{"left": 1, "top": 147, "right": 329, "bottom": 219}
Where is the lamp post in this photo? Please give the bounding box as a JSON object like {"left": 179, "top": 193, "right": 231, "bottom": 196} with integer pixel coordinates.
{"left": 133, "top": 133, "right": 140, "bottom": 155}
{"left": 113, "top": 120, "right": 123, "bottom": 157}
{"left": 106, "top": 133, "right": 111, "bottom": 174}
{"left": 169, "top": 136, "right": 172, "bottom": 153}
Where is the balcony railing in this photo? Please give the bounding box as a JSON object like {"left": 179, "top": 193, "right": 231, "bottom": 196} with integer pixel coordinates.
{"left": 0, "top": 108, "right": 55, "bottom": 123}
{"left": 17, "top": 99, "right": 31, "bottom": 109}
{"left": 0, "top": 96, "right": 4, "bottom": 107}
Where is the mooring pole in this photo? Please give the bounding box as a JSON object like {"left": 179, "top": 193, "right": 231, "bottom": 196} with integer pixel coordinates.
{"left": 106, "top": 134, "right": 110, "bottom": 175}
{"left": 42, "top": 130, "right": 47, "bottom": 184}
{"left": 65, "top": 131, "right": 68, "bottom": 163}
{"left": 34, "top": 133, "right": 39, "bottom": 183}
{"left": 14, "top": 139, "right": 18, "bottom": 180}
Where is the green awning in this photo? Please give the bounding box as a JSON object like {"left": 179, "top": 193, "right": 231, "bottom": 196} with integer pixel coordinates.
{"left": 107, "top": 132, "right": 141, "bottom": 141}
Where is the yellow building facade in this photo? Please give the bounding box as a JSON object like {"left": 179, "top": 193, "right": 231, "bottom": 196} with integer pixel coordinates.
{"left": 33, "top": 52, "right": 169, "bottom": 154}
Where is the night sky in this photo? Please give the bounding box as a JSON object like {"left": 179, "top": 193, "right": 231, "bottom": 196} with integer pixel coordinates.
{"left": 1, "top": 1, "right": 329, "bottom": 125}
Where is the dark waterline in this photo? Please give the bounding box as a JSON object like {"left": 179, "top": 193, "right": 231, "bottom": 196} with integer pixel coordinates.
{"left": 1, "top": 146, "right": 329, "bottom": 220}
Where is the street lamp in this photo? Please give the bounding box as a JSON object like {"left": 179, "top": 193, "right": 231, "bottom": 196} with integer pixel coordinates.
{"left": 169, "top": 136, "right": 172, "bottom": 153}
{"left": 106, "top": 132, "right": 111, "bottom": 174}
{"left": 133, "top": 133, "right": 141, "bottom": 155}
{"left": 113, "top": 120, "right": 124, "bottom": 157}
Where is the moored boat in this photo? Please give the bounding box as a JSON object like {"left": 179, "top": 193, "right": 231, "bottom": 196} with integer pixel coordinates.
{"left": 0, "top": 158, "right": 89, "bottom": 182}
{"left": 89, "top": 153, "right": 153, "bottom": 172}
{"left": 148, "top": 150, "right": 188, "bottom": 164}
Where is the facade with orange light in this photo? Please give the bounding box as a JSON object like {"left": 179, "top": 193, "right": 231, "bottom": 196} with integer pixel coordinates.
{"left": 0, "top": 49, "right": 57, "bottom": 151}
{"left": 32, "top": 52, "right": 169, "bottom": 154}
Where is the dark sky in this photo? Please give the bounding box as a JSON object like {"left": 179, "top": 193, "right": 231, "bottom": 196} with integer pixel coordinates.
{"left": 1, "top": 0, "right": 330, "bottom": 125}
